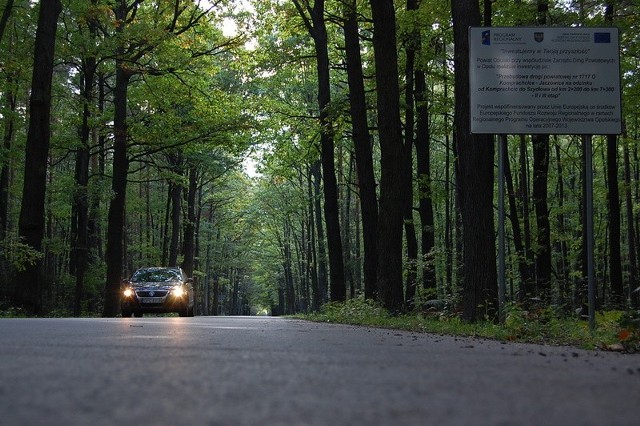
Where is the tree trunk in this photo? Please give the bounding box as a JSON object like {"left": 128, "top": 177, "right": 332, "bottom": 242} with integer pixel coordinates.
{"left": 443, "top": 49, "right": 454, "bottom": 294}
{"left": 403, "top": 0, "right": 418, "bottom": 307}
{"left": 403, "top": 161, "right": 418, "bottom": 307}
{"left": 413, "top": 16, "right": 436, "bottom": 294}
{"left": 604, "top": 3, "right": 624, "bottom": 307}
{"left": 292, "top": 0, "right": 345, "bottom": 303}
{"left": 518, "top": 136, "right": 534, "bottom": 301}
{"left": 181, "top": 164, "right": 197, "bottom": 276}
{"left": 307, "top": 167, "right": 321, "bottom": 310}
{"left": 283, "top": 221, "right": 296, "bottom": 314}
{"left": 166, "top": 152, "right": 184, "bottom": 267}
{"left": 451, "top": 0, "right": 497, "bottom": 321}
{"left": 169, "top": 180, "right": 181, "bottom": 266}
{"left": 532, "top": 135, "right": 551, "bottom": 300}
{"left": 605, "top": 133, "right": 624, "bottom": 306}
{"left": 531, "top": 0, "right": 552, "bottom": 303}
{"left": 311, "top": 160, "right": 328, "bottom": 304}
{"left": 0, "top": 0, "right": 14, "bottom": 43}
{"left": 314, "top": 1, "right": 345, "bottom": 302}
{"left": 623, "top": 138, "right": 639, "bottom": 307}
{"left": 369, "top": 0, "right": 408, "bottom": 314}
{"left": 72, "top": 2, "right": 99, "bottom": 316}
{"left": 103, "top": 1, "right": 132, "bottom": 316}
{"left": 88, "top": 73, "right": 106, "bottom": 261}
{"left": 0, "top": 73, "right": 15, "bottom": 239}
{"left": 342, "top": 155, "right": 356, "bottom": 300}
{"left": 553, "top": 141, "right": 571, "bottom": 310}
{"left": 503, "top": 142, "right": 527, "bottom": 290}
{"left": 15, "top": 0, "right": 62, "bottom": 315}
{"left": 342, "top": 0, "right": 378, "bottom": 300}
{"left": 71, "top": 59, "right": 95, "bottom": 317}
{"left": 576, "top": 137, "right": 589, "bottom": 310}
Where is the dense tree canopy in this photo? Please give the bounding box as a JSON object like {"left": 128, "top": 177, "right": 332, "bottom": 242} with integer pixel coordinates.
{"left": 1, "top": 0, "right": 639, "bottom": 320}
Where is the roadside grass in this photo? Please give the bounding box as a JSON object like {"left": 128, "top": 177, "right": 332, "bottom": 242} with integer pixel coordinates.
{"left": 295, "top": 298, "right": 635, "bottom": 352}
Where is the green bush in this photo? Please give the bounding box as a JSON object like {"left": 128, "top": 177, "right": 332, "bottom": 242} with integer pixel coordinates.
{"left": 298, "top": 299, "right": 621, "bottom": 350}
{"left": 316, "top": 297, "right": 390, "bottom": 324}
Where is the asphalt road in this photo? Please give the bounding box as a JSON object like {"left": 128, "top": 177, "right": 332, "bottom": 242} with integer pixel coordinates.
{"left": 0, "top": 316, "right": 638, "bottom": 426}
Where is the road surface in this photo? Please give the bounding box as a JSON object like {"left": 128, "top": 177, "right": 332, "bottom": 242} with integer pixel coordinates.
{"left": 0, "top": 316, "right": 638, "bottom": 425}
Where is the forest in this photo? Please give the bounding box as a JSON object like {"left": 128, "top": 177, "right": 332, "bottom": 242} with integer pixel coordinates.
{"left": 0, "top": 0, "right": 639, "bottom": 323}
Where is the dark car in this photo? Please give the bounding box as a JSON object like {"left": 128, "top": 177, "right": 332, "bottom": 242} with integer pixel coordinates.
{"left": 121, "top": 267, "right": 195, "bottom": 317}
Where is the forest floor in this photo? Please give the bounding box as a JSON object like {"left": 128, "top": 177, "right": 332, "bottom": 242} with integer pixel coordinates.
{"left": 296, "top": 298, "right": 640, "bottom": 354}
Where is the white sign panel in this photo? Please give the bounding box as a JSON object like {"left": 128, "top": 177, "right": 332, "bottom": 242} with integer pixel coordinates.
{"left": 469, "top": 27, "right": 621, "bottom": 135}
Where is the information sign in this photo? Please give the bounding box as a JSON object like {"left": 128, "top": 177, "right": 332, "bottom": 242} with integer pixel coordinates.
{"left": 469, "top": 27, "right": 621, "bottom": 135}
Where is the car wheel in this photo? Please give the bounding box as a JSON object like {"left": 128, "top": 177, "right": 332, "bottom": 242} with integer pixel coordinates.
{"left": 133, "top": 311, "right": 143, "bottom": 318}
{"left": 122, "top": 310, "right": 132, "bottom": 318}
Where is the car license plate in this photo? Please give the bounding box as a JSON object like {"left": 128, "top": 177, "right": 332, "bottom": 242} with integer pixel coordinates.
{"left": 141, "top": 297, "right": 164, "bottom": 304}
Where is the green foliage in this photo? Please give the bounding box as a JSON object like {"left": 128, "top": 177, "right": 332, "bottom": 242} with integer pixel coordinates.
{"left": 300, "top": 300, "right": 622, "bottom": 350}
{"left": 0, "top": 305, "right": 27, "bottom": 318}
{"left": 0, "top": 237, "right": 43, "bottom": 273}
{"left": 310, "top": 297, "right": 390, "bottom": 324}
{"left": 617, "top": 310, "right": 640, "bottom": 353}
{"left": 503, "top": 303, "right": 580, "bottom": 344}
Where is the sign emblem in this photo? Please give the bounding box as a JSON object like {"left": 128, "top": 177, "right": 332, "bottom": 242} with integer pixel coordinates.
{"left": 482, "top": 30, "right": 491, "bottom": 45}
{"left": 534, "top": 32, "right": 544, "bottom": 43}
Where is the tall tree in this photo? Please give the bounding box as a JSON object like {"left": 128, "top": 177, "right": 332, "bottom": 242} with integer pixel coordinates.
{"left": 532, "top": 134, "right": 551, "bottom": 300}
{"left": 15, "top": 0, "right": 62, "bottom": 314}
{"left": 0, "top": 51, "right": 16, "bottom": 239}
{"left": 103, "top": 0, "right": 135, "bottom": 317}
{"left": 369, "top": 0, "right": 409, "bottom": 313}
{"left": 532, "top": 0, "right": 552, "bottom": 302}
{"left": 503, "top": 141, "right": 530, "bottom": 295}
{"left": 70, "top": 0, "right": 100, "bottom": 317}
{"left": 403, "top": 0, "right": 419, "bottom": 307}
{"left": 552, "top": 141, "right": 571, "bottom": 308}
{"left": 411, "top": 0, "right": 436, "bottom": 294}
{"left": 605, "top": 2, "right": 624, "bottom": 306}
{"left": 623, "top": 137, "right": 639, "bottom": 306}
{"left": 341, "top": 0, "right": 378, "bottom": 300}
{"left": 311, "top": 160, "right": 329, "bottom": 303}
{"left": 451, "top": 0, "right": 497, "bottom": 321}
{"left": 291, "top": 0, "right": 346, "bottom": 302}
{"left": 182, "top": 163, "right": 198, "bottom": 276}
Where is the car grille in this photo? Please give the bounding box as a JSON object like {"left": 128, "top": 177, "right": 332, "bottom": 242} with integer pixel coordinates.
{"left": 136, "top": 290, "right": 169, "bottom": 297}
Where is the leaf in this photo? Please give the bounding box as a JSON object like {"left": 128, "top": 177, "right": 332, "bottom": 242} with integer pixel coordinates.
{"left": 618, "top": 329, "right": 631, "bottom": 341}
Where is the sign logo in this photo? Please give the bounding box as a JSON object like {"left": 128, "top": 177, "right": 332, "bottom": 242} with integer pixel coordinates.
{"left": 482, "top": 30, "right": 491, "bottom": 45}
{"left": 534, "top": 32, "right": 544, "bottom": 43}
{"left": 594, "top": 32, "right": 611, "bottom": 43}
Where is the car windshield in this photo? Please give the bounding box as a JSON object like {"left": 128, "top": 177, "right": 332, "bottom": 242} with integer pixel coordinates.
{"left": 131, "top": 269, "right": 180, "bottom": 283}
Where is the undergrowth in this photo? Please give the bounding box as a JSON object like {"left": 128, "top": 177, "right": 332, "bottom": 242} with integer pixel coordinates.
{"left": 298, "top": 298, "right": 631, "bottom": 351}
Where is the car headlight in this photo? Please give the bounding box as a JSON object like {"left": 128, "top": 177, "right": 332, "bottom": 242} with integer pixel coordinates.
{"left": 172, "top": 286, "right": 185, "bottom": 297}
{"left": 123, "top": 288, "right": 134, "bottom": 298}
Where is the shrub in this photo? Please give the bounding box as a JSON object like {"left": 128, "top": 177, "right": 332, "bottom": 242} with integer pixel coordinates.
{"left": 318, "top": 297, "right": 390, "bottom": 323}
